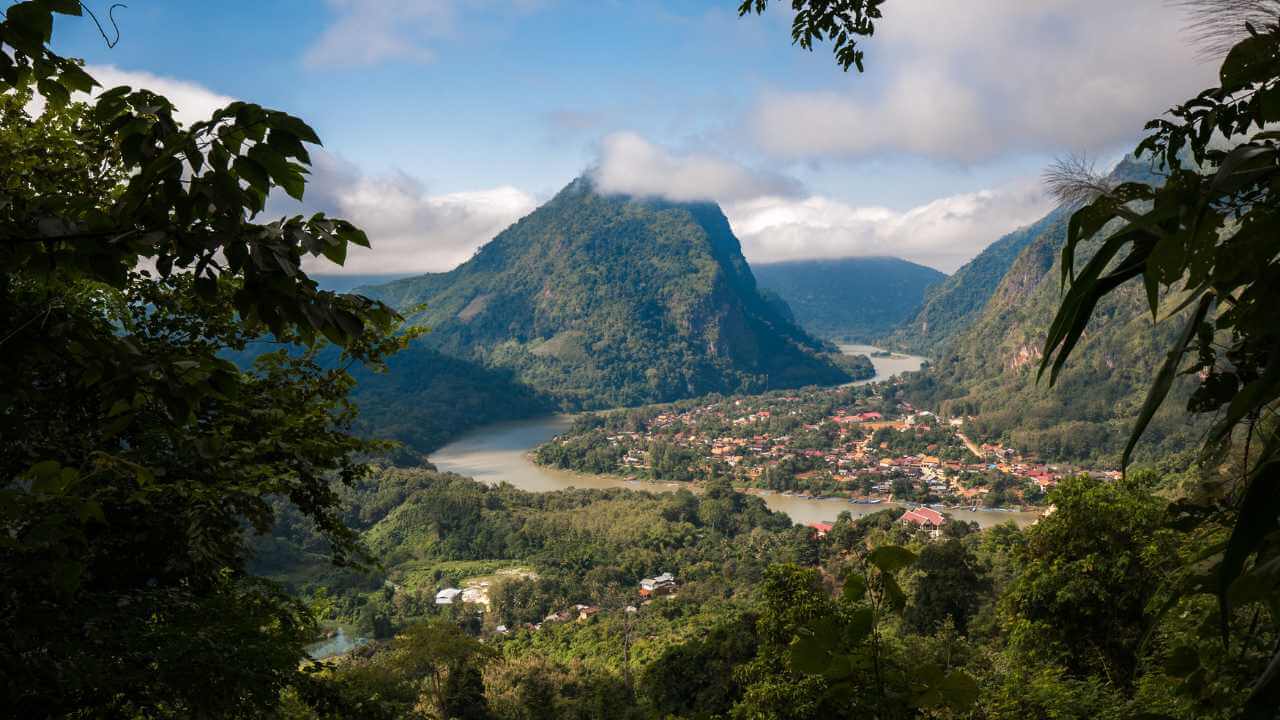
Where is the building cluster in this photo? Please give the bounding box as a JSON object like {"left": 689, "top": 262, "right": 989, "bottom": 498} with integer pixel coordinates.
{"left": 565, "top": 390, "right": 1117, "bottom": 509}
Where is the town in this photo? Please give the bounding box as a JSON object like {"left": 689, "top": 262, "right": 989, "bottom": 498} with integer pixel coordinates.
{"left": 534, "top": 382, "right": 1120, "bottom": 511}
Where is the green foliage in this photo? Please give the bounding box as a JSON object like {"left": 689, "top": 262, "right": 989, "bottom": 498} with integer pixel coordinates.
{"left": 904, "top": 539, "right": 990, "bottom": 635}
{"left": 752, "top": 257, "right": 945, "bottom": 342}
{"left": 738, "top": 0, "right": 885, "bottom": 72}
{"left": 292, "top": 620, "right": 499, "bottom": 720}
{"left": 0, "top": 9, "right": 406, "bottom": 716}
{"left": 1033, "top": 15, "right": 1280, "bottom": 709}
{"left": 1002, "top": 476, "right": 1175, "bottom": 684}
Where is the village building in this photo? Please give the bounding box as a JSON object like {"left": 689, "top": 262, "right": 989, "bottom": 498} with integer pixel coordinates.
{"left": 808, "top": 521, "right": 834, "bottom": 538}
{"left": 639, "top": 572, "right": 678, "bottom": 597}
{"left": 900, "top": 507, "right": 947, "bottom": 536}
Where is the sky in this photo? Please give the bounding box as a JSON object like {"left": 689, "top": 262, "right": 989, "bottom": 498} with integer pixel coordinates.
{"left": 50, "top": 0, "right": 1220, "bottom": 274}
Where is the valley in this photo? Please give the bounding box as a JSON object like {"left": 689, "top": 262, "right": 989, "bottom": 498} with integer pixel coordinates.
{"left": 11, "top": 4, "right": 1278, "bottom": 717}
{"left": 430, "top": 346, "right": 1042, "bottom": 528}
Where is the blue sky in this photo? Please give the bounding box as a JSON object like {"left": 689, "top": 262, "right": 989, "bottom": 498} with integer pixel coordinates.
{"left": 51, "top": 1, "right": 1219, "bottom": 273}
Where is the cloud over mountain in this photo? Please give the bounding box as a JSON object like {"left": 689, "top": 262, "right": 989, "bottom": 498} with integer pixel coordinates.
{"left": 724, "top": 181, "right": 1055, "bottom": 273}
{"left": 590, "top": 131, "right": 802, "bottom": 203}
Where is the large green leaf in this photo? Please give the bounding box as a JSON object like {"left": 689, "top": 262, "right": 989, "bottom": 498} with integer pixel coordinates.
{"left": 1121, "top": 294, "right": 1212, "bottom": 470}
{"left": 867, "top": 545, "right": 915, "bottom": 573}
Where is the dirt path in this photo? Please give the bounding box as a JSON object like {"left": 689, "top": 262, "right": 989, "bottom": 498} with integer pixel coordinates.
{"left": 956, "top": 432, "right": 985, "bottom": 460}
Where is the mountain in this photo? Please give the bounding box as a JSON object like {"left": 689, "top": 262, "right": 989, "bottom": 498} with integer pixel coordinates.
{"left": 901, "top": 155, "right": 1202, "bottom": 465}
{"left": 354, "top": 178, "right": 853, "bottom": 451}
{"left": 752, "top": 257, "right": 945, "bottom": 342}
{"left": 883, "top": 210, "right": 1069, "bottom": 354}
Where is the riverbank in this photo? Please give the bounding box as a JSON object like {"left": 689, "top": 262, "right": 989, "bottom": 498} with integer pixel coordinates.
{"left": 430, "top": 345, "right": 1041, "bottom": 528}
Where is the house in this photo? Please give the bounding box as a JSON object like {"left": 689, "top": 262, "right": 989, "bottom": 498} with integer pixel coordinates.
{"left": 574, "top": 604, "right": 601, "bottom": 621}
{"left": 900, "top": 507, "right": 946, "bottom": 535}
{"left": 808, "top": 521, "right": 835, "bottom": 538}
{"left": 435, "top": 588, "right": 463, "bottom": 605}
{"left": 640, "top": 572, "right": 678, "bottom": 597}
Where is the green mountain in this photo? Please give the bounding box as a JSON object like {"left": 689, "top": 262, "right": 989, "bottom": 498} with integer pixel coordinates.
{"left": 354, "top": 178, "right": 852, "bottom": 451}
{"left": 902, "top": 156, "right": 1201, "bottom": 465}
{"left": 752, "top": 256, "right": 946, "bottom": 342}
{"left": 883, "top": 210, "right": 1069, "bottom": 354}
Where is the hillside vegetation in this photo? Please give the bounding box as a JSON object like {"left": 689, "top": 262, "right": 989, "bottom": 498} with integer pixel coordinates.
{"left": 900, "top": 157, "right": 1202, "bottom": 465}
{"left": 352, "top": 179, "right": 854, "bottom": 451}
{"left": 754, "top": 256, "right": 945, "bottom": 342}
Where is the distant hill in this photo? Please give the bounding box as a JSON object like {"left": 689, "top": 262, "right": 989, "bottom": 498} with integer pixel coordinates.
{"left": 753, "top": 257, "right": 945, "bottom": 342}
{"left": 353, "top": 178, "right": 854, "bottom": 452}
{"left": 901, "top": 155, "right": 1203, "bottom": 465}
{"left": 311, "top": 273, "right": 415, "bottom": 294}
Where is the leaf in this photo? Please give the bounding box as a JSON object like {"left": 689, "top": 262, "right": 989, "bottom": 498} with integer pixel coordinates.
{"left": 37, "top": 77, "right": 69, "bottom": 106}
{"left": 1121, "top": 294, "right": 1212, "bottom": 470}
{"left": 47, "top": 0, "right": 83, "bottom": 15}
{"left": 1221, "top": 33, "right": 1280, "bottom": 92}
{"left": 321, "top": 236, "right": 347, "bottom": 266}
{"left": 1164, "top": 645, "right": 1200, "bottom": 677}
{"left": 841, "top": 573, "right": 867, "bottom": 603}
{"left": 1208, "top": 144, "right": 1275, "bottom": 196}
{"left": 868, "top": 544, "right": 916, "bottom": 573}
{"left": 59, "top": 63, "right": 96, "bottom": 93}
{"left": 789, "top": 634, "right": 830, "bottom": 675}
{"left": 937, "top": 670, "right": 979, "bottom": 710}
{"left": 1219, "top": 457, "right": 1280, "bottom": 630}
{"left": 880, "top": 573, "right": 907, "bottom": 611}
{"left": 844, "top": 606, "right": 873, "bottom": 644}
{"left": 6, "top": 3, "right": 55, "bottom": 45}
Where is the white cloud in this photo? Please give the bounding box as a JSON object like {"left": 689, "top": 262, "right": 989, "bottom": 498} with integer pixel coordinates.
{"left": 25, "top": 65, "right": 235, "bottom": 126}
{"left": 749, "top": 0, "right": 1219, "bottom": 163}
{"left": 289, "top": 152, "right": 538, "bottom": 274}
{"left": 590, "top": 131, "right": 802, "bottom": 202}
{"left": 304, "top": 0, "right": 451, "bottom": 67}
{"left": 725, "top": 180, "right": 1055, "bottom": 273}
{"left": 304, "top": 0, "right": 543, "bottom": 68}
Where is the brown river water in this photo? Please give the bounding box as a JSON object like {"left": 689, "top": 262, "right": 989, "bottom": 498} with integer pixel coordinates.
{"left": 430, "top": 345, "right": 1041, "bottom": 529}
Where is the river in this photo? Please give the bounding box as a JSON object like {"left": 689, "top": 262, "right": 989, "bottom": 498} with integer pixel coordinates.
{"left": 430, "top": 345, "right": 1041, "bottom": 528}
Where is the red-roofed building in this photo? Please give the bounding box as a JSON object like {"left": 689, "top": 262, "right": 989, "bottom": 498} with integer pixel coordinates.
{"left": 808, "top": 522, "right": 835, "bottom": 538}
{"left": 900, "top": 507, "right": 946, "bottom": 536}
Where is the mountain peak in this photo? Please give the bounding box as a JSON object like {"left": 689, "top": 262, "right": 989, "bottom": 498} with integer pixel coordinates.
{"left": 359, "top": 177, "right": 850, "bottom": 415}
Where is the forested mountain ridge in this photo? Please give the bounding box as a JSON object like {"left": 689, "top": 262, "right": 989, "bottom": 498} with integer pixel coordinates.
{"left": 356, "top": 178, "right": 852, "bottom": 422}
{"left": 903, "top": 156, "right": 1202, "bottom": 464}
{"left": 886, "top": 155, "right": 1166, "bottom": 354}
{"left": 883, "top": 208, "right": 1070, "bottom": 354}
{"left": 753, "top": 256, "right": 945, "bottom": 342}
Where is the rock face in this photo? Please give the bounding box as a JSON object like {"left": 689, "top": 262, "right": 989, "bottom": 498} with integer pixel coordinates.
{"left": 359, "top": 177, "right": 849, "bottom": 414}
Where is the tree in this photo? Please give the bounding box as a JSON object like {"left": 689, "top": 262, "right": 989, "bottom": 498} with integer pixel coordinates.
{"left": 904, "top": 539, "right": 990, "bottom": 635}
{"left": 1032, "top": 8, "right": 1280, "bottom": 707}
{"left": 1001, "top": 476, "right": 1175, "bottom": 685}
{"left": 1, "top": 3, "right": 410, "bottom": 716}
{"left": 737, "top": 0, "right": 885, "bottom": 72}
